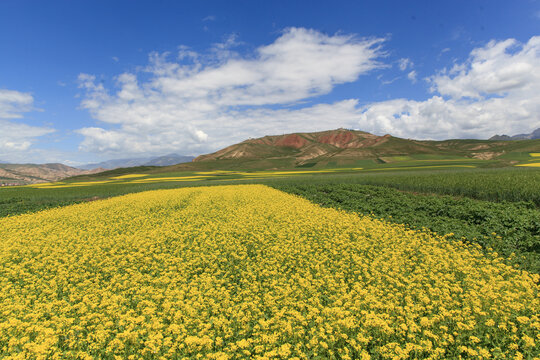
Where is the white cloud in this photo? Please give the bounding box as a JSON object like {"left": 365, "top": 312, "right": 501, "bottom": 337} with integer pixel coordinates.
{"left": 0, "top": 119, "right": 54, "bottom": 157}
{"left": 407, "top": 70, "right": 417, "bottom": 83}
{"left": 357, "top": 96, "right": 534, "bottom": 139}
{"left": 77, "top": 29, "right": 540, "bottom": 151}
{"left": 77, "top": 99, "right": 366, "bottom": 155}
{"left": 358, "top": 36, "right": 540, "bottom": 139}
{"left": 431, "top": 38, "right": 539, "bottom": 99}
{"left": 398, "top": 58, "right": 413, "bottom": 71}
{"left": 0, "top": 89, "right": 34, "bottom": 119}
{"left": 0, "top": 89, "right": 54, "bottom": 161}
{"left": 77, "top": 27, "right": 385, "bottom": 156}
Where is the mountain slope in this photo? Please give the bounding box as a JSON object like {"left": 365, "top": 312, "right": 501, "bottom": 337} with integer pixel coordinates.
{"left": 0, "top": 163, "right": 103, "bottom": 185}
{"left": 193, "top": 128, "right": 540, "bottom": 167}
{"left": 194, "top": 129, "right": 432, "bottom": 163}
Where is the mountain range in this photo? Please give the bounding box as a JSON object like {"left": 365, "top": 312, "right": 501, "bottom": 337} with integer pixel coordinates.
{"left": 4, "top": 129, "right": 540, "bottom": 184}
{"left": 0, "top": 163, "right": 103, "bottom": 185}
{"left": 79, "top": 154, "right": 195, "bottom": 170}
{"left": 489, "top": 128, "right": 540, "bottom": 141}
{"left": 0, "top": 154, "right": 195, "bottom": 185}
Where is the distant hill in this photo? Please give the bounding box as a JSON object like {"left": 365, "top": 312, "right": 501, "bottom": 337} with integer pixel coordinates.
{"left": 490, "top": 128, "right": 540, "bottom": 141}
{"left": 80, "top": 154, "right": 195, "bottom": 170}
{"left": 63, "top": 129, "right": 540, "bottom": 180}
{"left": 191, "top": 128, "right": 540, "bottom": 167}
{"left": 0, "top": 163, "right": 104, "bottom": 185}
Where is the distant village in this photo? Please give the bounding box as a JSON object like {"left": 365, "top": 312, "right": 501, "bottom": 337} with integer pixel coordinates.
{"left": 0, "top": 182, "right": 22, "bottom": 187}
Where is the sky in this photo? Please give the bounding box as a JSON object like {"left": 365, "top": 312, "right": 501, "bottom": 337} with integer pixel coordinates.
{"left": 0, "top": 0, "right": 539, "bottom": 165}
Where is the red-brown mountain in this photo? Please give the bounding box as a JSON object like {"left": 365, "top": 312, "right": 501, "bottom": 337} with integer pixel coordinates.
{"left": 193, "top": 128, "right": 538, "bottom": 167}
{"left": 195, "top": 129, "right": 406, "bottom": 162}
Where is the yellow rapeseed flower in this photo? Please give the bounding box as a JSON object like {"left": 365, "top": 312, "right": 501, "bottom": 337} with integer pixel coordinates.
{"left": 0, "top": 185, "right": 537, "bottom": 358}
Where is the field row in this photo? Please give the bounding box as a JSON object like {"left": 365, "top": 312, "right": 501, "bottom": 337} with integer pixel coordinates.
{"left": 0, "top": 185, "right": 538, "bottom": 359}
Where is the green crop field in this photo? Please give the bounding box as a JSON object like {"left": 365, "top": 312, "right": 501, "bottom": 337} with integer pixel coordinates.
{"left": 286, "top": 168, "right": 540, "bottom": 205}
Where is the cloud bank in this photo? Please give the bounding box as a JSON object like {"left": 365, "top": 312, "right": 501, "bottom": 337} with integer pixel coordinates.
{"left": 359, "top": 36, "right": 540, "bottom": 139}
{"left": 77, "top": 28, "right": 385, "bottom": 156}
{"left": 78, "top": 32, "right": 540, "bottom": 159}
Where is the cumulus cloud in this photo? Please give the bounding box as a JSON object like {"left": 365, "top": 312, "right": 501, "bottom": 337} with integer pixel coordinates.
{"left": 0, "top": 89, "right": 54, "bottom": 160}
{"left": 431, "top": 38, "right": 539, "bottom": 99}
{"left": 77, "top": 28, "right": 385, "bottom": 156}
{"left": 77, "top": 29, "right": 540, "bottom": 150}
{"left": 358, "top": 36, "right": 540, "bottom": 139}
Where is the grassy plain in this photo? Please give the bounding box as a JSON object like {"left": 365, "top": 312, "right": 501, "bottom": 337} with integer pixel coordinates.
{"left": 0, "top": 185, "right": 538, "bottom": 359}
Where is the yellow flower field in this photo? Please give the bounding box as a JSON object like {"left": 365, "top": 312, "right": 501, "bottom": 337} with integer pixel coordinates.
{"left": 0, "top": 185, "right": 538, "bottom": 359}
{"left": 111, "top": 174, "right": 149, "bottom": 179}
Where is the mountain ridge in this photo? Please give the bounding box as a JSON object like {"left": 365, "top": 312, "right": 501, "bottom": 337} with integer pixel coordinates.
{"left": 490, "top": 128, "right": 540, "bottom": 141}
{"left": 192, "top": 128, "right": 540, "bottom": 167}
{"left": 79, "top": 154, "right": 195, "bottom": 170}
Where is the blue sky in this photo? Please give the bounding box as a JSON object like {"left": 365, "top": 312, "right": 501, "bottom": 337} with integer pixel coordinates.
{"left": 1, "top": 0, "right": 539, "bottom": 165}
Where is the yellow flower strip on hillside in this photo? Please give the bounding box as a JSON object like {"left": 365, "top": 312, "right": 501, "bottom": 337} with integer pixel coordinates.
{"left": 195, "top": 171, "right": 237, "bottom": 174}
{"left": 27, "top": 180, "right": 115, "bottom": 188}
{"left": 110, "top": 174, "right": 148, "bottom": 179}
{"left": 0, "top": 185, "right": 538, "bottom": 359}
{"left": 128, "top": 176, "right": 207, "bottom": 182}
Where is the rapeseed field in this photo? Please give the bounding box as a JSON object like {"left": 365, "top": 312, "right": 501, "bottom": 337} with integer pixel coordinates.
{"left": 0, "top": 185, "right": 538, "bottom": 359}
